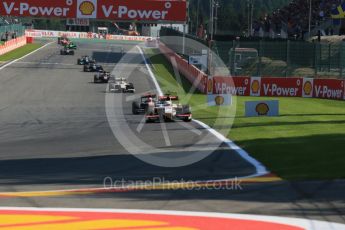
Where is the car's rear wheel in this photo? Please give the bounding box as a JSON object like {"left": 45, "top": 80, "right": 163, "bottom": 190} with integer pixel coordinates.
{"left": 183, "top": 116, "right": 192, "bottom": 122}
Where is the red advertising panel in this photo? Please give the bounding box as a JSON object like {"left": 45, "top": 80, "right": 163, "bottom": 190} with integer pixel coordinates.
{"left": 260, "top": 77, "right": 303, "bottom": 97}
{"left": 0, "top": 0, "right": 77, "bottom": 18}
{"left": 313, "top": 79, "right": 344, "bottom": 100}
{"left": 0, "top": 0, "right": 187, "bottom": 22}
{"left": 97, "top": 0, "right": 187, "bottom": 22}
{"left": 213, "top": 76, "right": 251, "bottom": 96}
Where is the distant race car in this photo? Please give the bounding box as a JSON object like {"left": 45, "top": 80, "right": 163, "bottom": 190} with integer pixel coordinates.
{"left": 78, "top": 56, "right": 95, "bottom": 65}
{"left": 109, "top": 77, "right": 135, "bottom": 93}
{"left": 144, "top": 95, "right": 192, "bottom": 123}
{"left": 60, "top": 47, "right": 74, "bottom": 55}
{"left": 65, "top": 42, "right": 77, "bottom": 50}
{"left": 84, "top": 63, "right": 103, "bottom": 72}
{"left": 58, "top": 36, "right": 69, "bottom": 45}
{"left": 94, "top": 71, "right": 111, "bottom": 83}
{"left": 132, "top": 94, "right": 157, "bottom": 115}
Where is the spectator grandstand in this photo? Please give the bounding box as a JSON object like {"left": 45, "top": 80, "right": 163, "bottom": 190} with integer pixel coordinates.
{"left": 253, "top": 0, "right": 343, "bottom": 39}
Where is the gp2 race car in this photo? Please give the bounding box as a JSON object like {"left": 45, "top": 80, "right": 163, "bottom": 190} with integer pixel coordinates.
{"left": 94, "top": 71, "right": 111, "bottom": 83}
{"left": 78, "top": 56, "right": 95, "bottom": 65}
{"left": 65, "top": 42, "right": 77, "bottom": 50}
{"left": 58, "top": 36, "right": 69, "bottom": 45}
{"left": 60, "top": 47, "right": 74, "bottom": 55}
{"left": 132, "top": 94, "right": 157, "bottom": 115}
{"left": 84, "top": 63, "right": 104, "bottom": 72}
{"left": 145, "top": 95, "right": 192, "bottom": 123}
{"left": 109, "top": 78, "right": 135, "bottom": 93}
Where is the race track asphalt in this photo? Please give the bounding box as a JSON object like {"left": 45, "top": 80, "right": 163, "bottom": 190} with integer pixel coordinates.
{"left": 0, "top": 40, "right": 343, "bottom": 225}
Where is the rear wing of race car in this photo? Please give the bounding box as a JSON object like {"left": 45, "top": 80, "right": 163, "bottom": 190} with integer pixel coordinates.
{"left": 141, "top": 94, "right": 157, "bottom": 99}
{"left": 159, "top": 95, "right": 179, "bottom": 101}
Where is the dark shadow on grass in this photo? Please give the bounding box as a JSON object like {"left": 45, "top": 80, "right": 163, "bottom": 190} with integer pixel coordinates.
{"left": 213, "top": 119, "right": 345, "bottom": 129}
{"left": 235, "top": 133, "right": 345, "bottom": 181}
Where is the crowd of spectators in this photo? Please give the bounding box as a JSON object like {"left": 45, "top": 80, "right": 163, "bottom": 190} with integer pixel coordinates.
{"left": 0, "top": 16, "right": 21, "bottom": 43}
{"left": 253, "top": 0, "right": 343, "bottom": 39}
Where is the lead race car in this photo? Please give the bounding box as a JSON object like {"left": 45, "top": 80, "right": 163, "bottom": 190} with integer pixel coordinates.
{"left": 109, "top": 78, "right": 135, "bottom": 93}
{"left": 142, "top": 94, "right": 192, "bottom": 123}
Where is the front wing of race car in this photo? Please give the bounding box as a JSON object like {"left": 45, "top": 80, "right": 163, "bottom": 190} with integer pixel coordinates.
{"left": 145, "top": 109, "right": 192, "bottom": 122}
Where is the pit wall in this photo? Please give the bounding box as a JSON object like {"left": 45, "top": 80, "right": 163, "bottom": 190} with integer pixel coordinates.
{"left": 25, "top": 29, "right": 153, "bottom": 42}
{"left": 0, "top": 36, "right": 27, "bottom": 56}
{"left": 159, "top": 43, "right": 345, "bottom": 101}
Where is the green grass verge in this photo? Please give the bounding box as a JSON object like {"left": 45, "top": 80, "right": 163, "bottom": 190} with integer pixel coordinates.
{"left": 145, "top": 48, "right": 345, "bottom": 181}
{"left": 0, "top": 43, "right": 42, "bottom": 62}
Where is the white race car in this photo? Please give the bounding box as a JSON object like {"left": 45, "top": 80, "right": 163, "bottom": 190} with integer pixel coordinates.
{"left": 109, "top": 78, "right": 135, "bottom": 93}
{"left": 145, "top": 95, "right": 192, "bottom": 122}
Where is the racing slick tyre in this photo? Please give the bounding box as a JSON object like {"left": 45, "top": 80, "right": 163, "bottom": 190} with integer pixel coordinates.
{"left": 132, "top": 102, "right": 140, "bottom": 115}
{"left": 183, "top": 116, "right": 192, "bottom": 122}
{"left": 182, "top": 105, "right": 192, "bottom": 122}
{"left": 77, "top": 59, "right": 81, "bottom": 64}
{"left": 127, "top": 83, "right": 135, "bottom": 93}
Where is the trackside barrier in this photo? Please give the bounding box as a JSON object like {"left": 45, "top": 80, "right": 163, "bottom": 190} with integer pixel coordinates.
{"left": 159, "top": 42, "right": 208, "bottom": 93}
{"left": 25, "top": 30, "right": 154, "bottom": 42}
{"left": 0, "top": 36, "right": 27, "bottom": 56}
{"left": 25, "top": 29, "right": 94, "bottom": 39}
{"left": 106, "top": 34, "right": 152, "bottom": 42}
{"left": 214, "top": 76, "right": 345, "bottom": 101}
{"left": 159, "top": 45, "right": 345, "bottom": 101}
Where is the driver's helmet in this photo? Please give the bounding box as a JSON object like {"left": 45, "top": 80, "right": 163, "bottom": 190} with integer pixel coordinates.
{"left": 148, "top": 97, "right": 153, "bottom": 102}
{"left": 165, "top": 101, "right": 172, "bottom": 106}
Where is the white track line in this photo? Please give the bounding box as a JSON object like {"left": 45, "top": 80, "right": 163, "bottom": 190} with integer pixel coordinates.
{"left": 0, "top": 207, "right": 343, "bottom": 230}
{"left": 137, "top": 46, "right": 163, "bottom": 96}
{"left": 0, "top": 42, "right": 54, "bottom": 71}
{"left": 136, "top": 45, "right": 269, "bottom": 177}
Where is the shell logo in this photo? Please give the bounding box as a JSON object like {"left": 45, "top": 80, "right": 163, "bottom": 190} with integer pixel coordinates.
{"left": 256, "top": 103, "right": 270, "bottom": 116}
{"left": 79, "top": 1, "right": 95, "bottom": 15}
{"left": 303, "top": 81, "right": 312, "bottom": 95}
{"left": 251, "top": 80, "right": 260, "bottom": 94}
{"left": 215, "top": 96, "right": 225, "bottom": 105}
{"left": 207, "top": 78, "right": 213, "bottom": 93}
